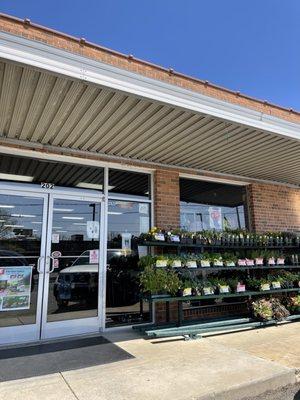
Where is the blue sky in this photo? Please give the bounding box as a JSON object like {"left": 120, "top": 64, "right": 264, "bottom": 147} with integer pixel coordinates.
{"left": 1, "top": 0, "right": 299, "bottom": 110}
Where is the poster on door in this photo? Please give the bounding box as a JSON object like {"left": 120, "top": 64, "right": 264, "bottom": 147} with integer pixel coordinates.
{"left": 0, "top": 266, "right": 32, "bottom": 311}
{"left": 87, "top": 221, "right": 99, "bottom": 239}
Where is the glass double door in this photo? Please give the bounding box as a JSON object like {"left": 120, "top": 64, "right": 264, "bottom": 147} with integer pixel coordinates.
{"left": 0, "top": 185, "right": 104, "bottom": 345}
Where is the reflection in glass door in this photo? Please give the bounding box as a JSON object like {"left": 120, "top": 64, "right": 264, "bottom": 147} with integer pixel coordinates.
{"left": 0, "top": 191, "right": 47, "bottom": 344}
{"left": 41, "top": 195, "right": 103, "bottom": 339}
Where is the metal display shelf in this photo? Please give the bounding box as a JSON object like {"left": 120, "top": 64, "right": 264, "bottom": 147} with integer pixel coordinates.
{"left": 148, "top": 288, "right": 300, "bottom": 328}
{"left": 140, "top": 241, "right": 299, "bottom": 250}
{"left": 150, "top": 288, "right": 300, "bottom": 303}
{"left": 145, "top": 314, "right": 300, "bottom": 340}
{"left": 139, "top": 240, "right": 300, "bottom": 337}
{"left": 166, "top": 265, "right": 300, "bottom": 272}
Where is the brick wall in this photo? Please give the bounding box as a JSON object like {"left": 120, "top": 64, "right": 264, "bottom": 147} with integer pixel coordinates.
{"left": 247, "top": 183, "right": 300, "bottom": 232}
{"left": 154, "top": 169, "right": 180, "bottom": 229}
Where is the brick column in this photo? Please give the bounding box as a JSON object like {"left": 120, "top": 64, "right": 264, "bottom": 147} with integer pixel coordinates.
{"left": 153, "top": 169, "right": 180, "bottom": 230}
{"left": 246, "top": 183, "right": 300, "bottom": 232}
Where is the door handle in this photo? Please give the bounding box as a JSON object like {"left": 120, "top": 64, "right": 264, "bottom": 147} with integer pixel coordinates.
{"left": 48, "top": 256, "right": 55, "bottom": 273}
{"left": 37, "top": 256, "right": 44, "bottom": 273}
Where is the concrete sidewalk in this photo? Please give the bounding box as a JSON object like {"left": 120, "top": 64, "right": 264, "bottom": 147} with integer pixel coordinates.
{"left": 0, "top": 322, "right": 298, "bottom": 400}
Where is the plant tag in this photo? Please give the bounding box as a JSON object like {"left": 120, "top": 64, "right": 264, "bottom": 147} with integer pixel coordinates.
{"left": 255, "top": 258, "right": 264, "bottom": 265}
{"left": 183, "top": 288, "right": 192, "bottom": 296}
{"left": 203, "top": 287, "right": 214, "bottom": 295}
{"left": 213, "top": 260, "right": 223, "bottom": 267}
{"left": 186, "top": 260, "right": 197, "bottom": 269}
{"left": 237, "top": 284, "right": 246, "bottom": 292}
{"left": 246, "top": 259, "right": 254, "bottom": 266}
{"left": 172, "top": 260, "right": 182, "bottom": 268}
{"left": 219, "top": 285, "right": 230, "bottom": 293}
{"left": 276, "top": 258, "right": 285, "bottom": 265}
{"left": 154, "top": 233, "right": 165, "bottom": 241}
{"left": 238, "top": 259, "right": 246, "bottom": 266}
{"left": 226, "top": 261, "right": 236, "bottom": 267}
{"left": 268, "top": 258, "right": 275, "bottom": 265}
{"left": 261, "top": 283, "right": 271, "bottom": 291}
{"left": 200, "top": 260, "right": 211, "bottom": 267}
{"left": 272, "top": 281, "right": 281, "bottom": 289}
{"left": 170, "top": 235, "right": 180, "bottom": 242}
{"left": 156, "top": 260, "right": 167, "bottom": 267}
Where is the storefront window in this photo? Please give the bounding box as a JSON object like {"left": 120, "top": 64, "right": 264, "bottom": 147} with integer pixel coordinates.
{"left": 180, "top": 178, "right": 246, "bottom": 231}
{"left": 106, "top": 170, "right": 151, "bottom": 327}
{"left": 0, "top": 154, "right": 104, "bottom": 191}
{"left": 108, "top": 169, "right": 151, "bottom": 199}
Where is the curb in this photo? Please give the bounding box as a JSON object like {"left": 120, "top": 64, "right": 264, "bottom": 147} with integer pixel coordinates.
{"left": 194, "top": 369, "right": 296, "bottom": 400}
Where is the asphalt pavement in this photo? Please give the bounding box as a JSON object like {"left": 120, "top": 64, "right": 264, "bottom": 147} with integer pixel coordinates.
{"left": 243, "top": 383, "right": 300, "bottom": 400}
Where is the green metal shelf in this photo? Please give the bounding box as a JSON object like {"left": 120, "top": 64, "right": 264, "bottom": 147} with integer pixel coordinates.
{"left": 140, "top": 241, "right": 299, "bottom": 250}
{"left": 170, "top": 265, "right": 300, "bottom": 272}
{"left": 150, "top": 288, "right": 300, "bottom": 303}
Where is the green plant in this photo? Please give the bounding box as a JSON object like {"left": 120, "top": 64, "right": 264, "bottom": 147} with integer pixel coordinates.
{"left": 138, "top": 255, "right": 155, "bottom": 269}
{"left": 286, "top": 295, "right": 300, "bottom": 314}
{"left": 139, "top": 265, "right": 168, "bottom": 294}
{"left": 246, "top": 278, "right": 262, "bottom": 291}
{"left": 252, "top": 299, "right": 273, "bottom": 321}
{"left": 222, "top": 252, "right": 238, "bottom": 266}
{"left": 139, "top": 265, "right": 181, "bottom": 295}
{"left": 166, "top": 269, "right": 182, "bottom": 295}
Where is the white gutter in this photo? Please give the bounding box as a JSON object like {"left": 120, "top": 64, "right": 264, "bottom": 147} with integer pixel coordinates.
{"left": 0, "top": 31, "right": 299, "bottom": 141}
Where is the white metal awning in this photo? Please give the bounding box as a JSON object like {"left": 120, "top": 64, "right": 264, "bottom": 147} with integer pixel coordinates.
{"left": 0, "top": 55, "right": 299, "bottom": 186}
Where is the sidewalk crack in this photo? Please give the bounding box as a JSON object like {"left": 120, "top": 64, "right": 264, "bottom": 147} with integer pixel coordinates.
{"left": 59, "top": 372, "right": 80, "bottom": 400}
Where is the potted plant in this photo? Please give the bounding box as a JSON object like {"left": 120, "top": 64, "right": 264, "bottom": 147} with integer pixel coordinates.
{"left": 139, "top": 265, "right": 169, "bottom": 297}
{"left": 249, "top": 250, "right": 264, "bottom": 266}
{"left": 210, "top": 253, "right": 223, "bottom": 267}
{"left": 180, "top": 230, "right": 194, "bottom": 245}
{"left": 155, "top": 255, "right": 169, "bottom": 268}
{"left": 178, "top": 278, "right": 193, "bottom": 297}
{"left": 228, "top": 278, "right": 246, "bottom": 293}
{"left": 222, "top": 253, "right": 237, "bottom": 267}
{"left": 138, "top": 255, "right": 155, "bottom": 270}
{"left": 245, "top": 258, "right": 255, "bottom": 267}
{"left": 246, "top": 278, "right": 262, "bottom": 291}
{"left": 166, "top": 228, "right": 181, "bottom": 243}
{"left": 143, "top": 227, "right": 166, "bottom": 242}
{"left": 286, "top": 295, "right": 300, "bottom": 314}
{"left": 276, "top": 255, "right": 285, "bottom": 266}
{"left": 199, "top": 252, "right": 211, "bottom": 267}
{"left": 139, "top": 265, "right": 181, "bottom": 297}
{"left": 182, "top": 254, "right": 198, "bottom": 269}
{"left": 166, "top": 254, "right": 182, "bottom": 268}
{"left": 237, "top": 258, "right": 247, "bottom": 267}
{"left": 260, "top": 279, "right": 271, "bottom": 291}
{"left": 200, "top": 279, "right": 215, "bottom": 296}
{"left": 252, "top": 299, "right": 273, "bottom": 321}
{"left": 215, "top": 278, "right": 230, "bottom": 294}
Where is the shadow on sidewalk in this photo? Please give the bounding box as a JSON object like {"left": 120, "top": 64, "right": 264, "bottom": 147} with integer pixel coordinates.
{"left": 0, "top": 335, "right": 133, "bottom": 382}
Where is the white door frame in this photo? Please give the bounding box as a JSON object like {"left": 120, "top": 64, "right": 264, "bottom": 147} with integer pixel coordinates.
{"left": 0, "top": 182, "right": 106, "bottom": 344}
{"left": 41, "top": 191, "right": 105, "bottom": 340}
{"left": 0, "top": 184, "right": 48, "bottom": 345}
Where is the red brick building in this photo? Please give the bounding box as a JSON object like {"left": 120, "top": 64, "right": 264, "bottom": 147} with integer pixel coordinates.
{"left": 0, "top": 14, "right": 299, "bottom": 344}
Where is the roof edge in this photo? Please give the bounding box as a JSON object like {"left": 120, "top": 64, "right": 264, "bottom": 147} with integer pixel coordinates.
{"left": 0, "top": 12, "right": 299, "bottom": 123}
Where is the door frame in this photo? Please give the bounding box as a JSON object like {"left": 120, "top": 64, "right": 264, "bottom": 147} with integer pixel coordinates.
{"left": 0, "top": 184, "right": 49, "bottom": 345}
{"left": 0, "top": 182, "right": 106, "bottom": 345}
{"left": 41, "top": 191, "right": 105, "bottom": 340}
